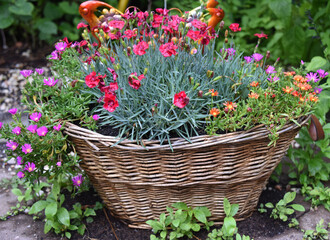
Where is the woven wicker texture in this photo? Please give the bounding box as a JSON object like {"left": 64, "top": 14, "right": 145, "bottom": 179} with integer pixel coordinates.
{"left": 64, "top": 116, "right": 309, "bottom": 229}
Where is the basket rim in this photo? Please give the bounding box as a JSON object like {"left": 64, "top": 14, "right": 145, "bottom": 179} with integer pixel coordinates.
{"left": 64, "top": 115, "right": 310, "bottom": 150}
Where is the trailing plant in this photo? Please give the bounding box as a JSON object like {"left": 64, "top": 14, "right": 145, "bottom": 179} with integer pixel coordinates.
{"left": 265, "top": 191, "right": 305, "bottom": 222}
{"left": 302, "top": 219, "right": 329, "bottom": 240}
{"left": 146, "top": 202, "right": 214, "bottom": 240}
{"left": 207, "top": 198, "right": 253, "bottom": 240}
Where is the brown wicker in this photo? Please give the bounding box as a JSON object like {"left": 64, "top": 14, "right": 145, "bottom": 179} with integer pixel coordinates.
{"left": 64, "top": 116, "right": 310, "bottom": 229}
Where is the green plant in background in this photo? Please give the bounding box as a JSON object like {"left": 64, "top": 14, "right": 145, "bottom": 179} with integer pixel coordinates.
{"left": 265, "top": 191, "right": 305, "bottom": 222}
{"left": 146, "top": 202, "right": 214, "bottom": 240}
{"left": 302, "top": 219, "right": 329, "bottom": 240}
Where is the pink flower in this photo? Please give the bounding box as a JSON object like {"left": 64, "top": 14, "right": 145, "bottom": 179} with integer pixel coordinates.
{"left": 128, "top": 73, "right": 144, "bottom": 90}
{"left": 24, "top": 162, "right": 36, "bottom": 172}
{"left": 103, "top": 93, "right": 119, "bottom": 112}
{"left": 55, "top": 42, "right": 67, "bottom": 52}
{"left": 17, "top": 156, "right": 23, "bottom": 165}
{"left": 6, "top": 141, "right": 19, "bottom": 151}
{"left": 56, "top": 162, "right": 62, "bottom": 167}
{"left": 123, "top": 29, "right": 137, "bottom": 39}
{"left": 254, "top": 32, "right": 268, "bottom": 39}
{"left": 265, "top": 66, "right": 276, "bottom": 74}
{"left": 252, "top": 53, "right": 263, "bottom": 62}
{"left": 72, "top": 175, "right": 84, "bottom": 187}
{"left": 107, "top": 68, "right": 118, "bottom": 81}
{"left": 0, "top": 121, "right": 3, "bottom": 129}
{"left": 229, "top": 23, "right": 241, "bottom": 32}
{"left": 244, "top": 56, "right": 253, "bottom": 63}
{"left": 77, "top": 22, "right": 88, "bottom": 29}
{"left": 317, "top": 69, "right": 328, "bottom": 78}
{"left": 49, "top": 50, "right": 59, "bottom": 60}
{"left": 109, "top": 82, "right": 119, "bottom": 91}
{"left": 17, "top": 171, "right": 25, "bottom": 179}
{"left": 173, "top": 91, "right": 189, "bottom": 108}
{"left": 85, "top": 72, "right": 106, "bottom": 88}
{"left": 12, "top": 126, "right": 21, "bottom": 135}
{"left": 187, "top": 30, "right": 202, "bottom": 41}
{"left": 37, "top": 126, "right": 48, "bottom": 137}
{"left": 306, "top": 72, "right": 319, "bottom": 82}
{"left": 9, "top": 108, "right": 17, "bottom": 115}
{"left": 92, "top": 115, "right": 99, "bottom": 120}
{"left": 133, "top": 41, "right": 149, "bottom": 56}
{"left": 22, "top": 144, "right": 33, "bottom": 154}
{"left": 20, "top": 70, "right": 33, "bottom": 78}
{"left": 27, "top": 125, "right": 38, "bottom": 133}
{"left": 301, "top": 60, "right": 305, "bottom": 65}
{"left": 159, "top": 42, "right": 178, "bottom": 57}
{"left": 35, "top": 68, "right": 44, "bottom": 75}
{"left": 43, "top": 77, "right": 59, "bottom": 86}
{"left": 108, "top": 20, "right": 126, "bottom": 29}
{"left": 191, "top": 19, "right": 207, "bottom": 29}
{"left": 30, "top": 112, "right": 42, "bottom": 122}
{"left": 53, "top": 124, "right": 62, "bottom": 131}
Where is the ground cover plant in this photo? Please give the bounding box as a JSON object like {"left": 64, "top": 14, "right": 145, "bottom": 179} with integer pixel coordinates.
{"left": 0, "top": 0, "right": 329, "bottom": 238}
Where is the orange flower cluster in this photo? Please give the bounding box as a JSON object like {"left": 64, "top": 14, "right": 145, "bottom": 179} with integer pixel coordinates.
{"left": 223, "top": 101, "right": 237, "bottom": 111}
{"left": 209, "top": 108, "right": 220, "bottom": 117}
{"left": 248, "top": 92, "right": 259, "bottom": 99}
{"left": 283, "top": 71, "right": 296, "bottom": 76}
{"left": 209, "top": 89, "right": 218, "bottom": 97}
{"left": 250, "top": 81, "right": 259, "bottom": 87}
{"left": 282, "top": 86, "right": 294, "bottom": 94}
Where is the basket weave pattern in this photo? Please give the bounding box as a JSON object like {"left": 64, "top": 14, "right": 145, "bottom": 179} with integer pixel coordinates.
{"left": 64, "top": 116, "right": 309, "bottom": 228}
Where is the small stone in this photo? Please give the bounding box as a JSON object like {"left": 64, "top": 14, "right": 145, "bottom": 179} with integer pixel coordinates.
{"left": 275, "top": 184, "right": 282, "bottom": 191}
{"left": 7, "top": 157, "right": 16, "bottom": 164}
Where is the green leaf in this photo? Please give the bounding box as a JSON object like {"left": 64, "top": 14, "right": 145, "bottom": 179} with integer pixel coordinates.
{"left": 230, "top": 204, "right": 239, "bottom": 217}
{"left": 8, "top": 0, "right": 34, "bottom": 16}
{"left": 45, "top": 202, "right": 58, "bottom": 219}
{"left": 86, "top": 217, "right": 94, "bottom": 223}
{"left": 150, "top": 235, "right": 158, "bottom": 240}
{"left": 29, "top": 200, "right": 48, "bottom": 214}
{"left": 172, "top": 219, "right": 180, "bottom": 228}
{"left": 194, "top": 209, "right": 207, "bottom": 224}
{"left": 223, "top": 216, "right": 237, "bottom": 235}
{"left": 12, "top": 188, "right": 22, "bottom": 196}
{"left": 77, "top": 224, "right": 86, "bottom": 235}
{"left": 172, "top": 202, "right": 188, "bottom": 210}
{"left": 283, "top": 192, "right": 296, "bottom": 203}
{"left": 44, "top": 220, "right": 53, "bottom": 233}
{"left": 35, "top": 19, "right": 58, "bottom": 35}
{"left": 59, "top": 1, "right": 79, "bottom": 15}
{"left": 265, "top": 203, "right": 274, "bottom": 208}
{"left": 160, "top": 230, "right": 167, "bottom": 238}
{"left": 159, "top": 212, "right": 166, "bottom": 223}
{"left": 57, "top": 207, "right": 70, "bottom": 227}
{"left": 0, "top": 10, "right": 14, "bottom": 29}
{"left": 84, "top": 208, "right": 96, "bottom": 217}
{"left": 269, "top": 0, "right": 292, "bottom": 20}
{"left": 180, "top": 223, "right": 191, "bottom": 231}
{"left": 291, "top": 204, "right": 305, "bottom": 212}
{"left": 223, "top": 198, "right": 231, "bottom": 216}
{"left": 68, "top": 225, "right": 78, "bottom": 231}
{"left": 306, "top": 56, "right": 327, "bottom": 72}
{"left": 308, "top": 158, "right": 323, "bottom": 176}
{"left": 191, "top": 223, "right": 201, "bottom": 232}
{"left": 65, "top": 232, "right": 71, "bottom": 239}
{"left": 43, "top": 2, "right": 64, "bottom": 20}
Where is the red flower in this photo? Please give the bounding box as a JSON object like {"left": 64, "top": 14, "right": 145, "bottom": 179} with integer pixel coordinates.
{"left": 107, "top": 68, "right": 118, "bottom": 81}
{"left": 85, "top": 72, "right": 106, "bottom": 88}
{"left": 152, "top": 14, "right": 164, "bottom": 28}
{"left": 133, "top": 41, "right": 149, "bottom": 56}
{"left": 159, "top": 42, "right": 178, "bottom": 57}
{"left": 229, "top": 23, "right": 241, "bottom": 32}
{"left": 254, "top": 32, "right": 268, "bottom": 39}
{"left": 103, "top": 93, "right": 119, "bottom": 112}
{"left": 187, "top": 30, "right": 202, "bottom": 41}
{"left": 128, "top": 72, "right": 144, "bottom": 90}
{"left": 108, "top": 20, "right": 126, "bottom": 29}
{"left": 123, "top": 29, "right": 137, "bottom": 39}
{"left": 173, "top": 91, "right": 189, "bottom": 108}
{"left": 191, "top": 19, "right": 207, "bottom": 29}
{"left": 77, "top": 22, "right": 88, "bottom": 29}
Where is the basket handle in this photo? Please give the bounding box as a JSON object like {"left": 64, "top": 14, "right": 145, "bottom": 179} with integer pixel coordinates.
{"left": 308, "top": 115, "right": 325, "bottom": 141}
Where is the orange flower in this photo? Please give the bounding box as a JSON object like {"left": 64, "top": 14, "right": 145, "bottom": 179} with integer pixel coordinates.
{"left": 298, "top": 83, "right": 312, "bottom": 91}
{"left": 209, "top": 108, "right": 220, "bottom": 117}
{"left": 299, "top": 96, "right": 305, "bottom": 103}
{"left": 209, "top": 89, "right": 218, "bottom": 97}
{"left": 223, "top": 101, "right": 237, "bottom": 111}
{"left": 283, "top": 71, "right": 296, "bottom": 76}
{"left": 291, "top": 90, "right": 300, "bottom": 97}
{"left": 293, "top": 75, "right": 307, "bottom": 83}
{"left": 308, "top": 94, "right": 319, "bottom": 102}
{"left": 250, "top": 81, "right": 259, "bottom": 87}
{"left": 248, "top": 92, "right": 259, "bottom": 99}
{"left": 282, "top": 86, "right": 294, "bottom": 94}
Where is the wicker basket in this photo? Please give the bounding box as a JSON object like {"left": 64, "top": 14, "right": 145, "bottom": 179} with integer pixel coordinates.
{"left": 64, "top": 116, "right": 309, "bottom": 229}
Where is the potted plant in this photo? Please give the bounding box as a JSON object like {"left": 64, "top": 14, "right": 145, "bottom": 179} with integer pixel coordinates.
{"left": 0, "top": 0, "right": 327, "bottom": 230}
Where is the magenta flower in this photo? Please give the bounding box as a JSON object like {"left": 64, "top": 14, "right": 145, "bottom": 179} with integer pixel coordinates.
{"left": 49, "top": 50, "right": 59, "bottom": 60}
{"left": 92, "top": 115, "right": 99, "bottom": 120}
{"left": 252, "top": 53, "right": 263, "bottom": 62}
{"left": 72, "top": 175, "right": 84, "bottom": 187}
{"left": 0, "top": 121, "right": 2, "bottom": 129}
{"left": 314, "top": 87, "right": 323, "bottom": 94}
{"left": 22, "top": 144, "right": 33, "bottom": 154}
{"left": 53, "top": 124, "right": 62, "bottom": 131}
{"left": 55, "top": 42, "right": 68, "bottom": 52}
{"left": 24, "top": 162, "right": 36, "bottom": 172}
{"left": 56, "top": 162, "right": 62, "bottom": 167}
{"left": 27, "top": 124, "right": 38, "bottom": 133}
{"left": 267, "top": 76, "right": 279, "bottom": 82}
{"left": 6, "top": 141, "right": 19, "bottom": 151}
{"left": 301, "top": 60, "right": 305, "bottom": 65}
{"left": 30, "top": 112, "right": 42, "bottom": 122}
{"left": 265, "top": 66, "right": 276, "bottom": 74}
{"left": 8, "top": 108, "right": 18, "bottom": 115}
{"left": 37, "top": 126, "right": 48, "bottom": 137}
{"left": 306, "top": 72, "right": 319, "bottom": 82}
{"left": 244, "top": 56, "right": 252, "bottom": 63}
{"left": 35, "top": 68, "right": 44, "bottom": 75}
{"left": 133, "top": 41, "right": 149, "bottom": 56}
{"left": 17, "top": 171, "right": 25, "bottom": 179}
{"left": 12, "top": 126, "right": 21, "bottom": 135}
{"left": 43, "top": 77, "right": 59, "bottom": 86}
{"left": 317, "top": 69, "right": 328, "bottom": 78}
{"left": 17, "top": 156, "right": 23, "bottom": 165}
{"left": 159, "top": 42, "right": 178, "bottom": 57}
{"left": 20, "top": 70, "right": 33, "bottom": 78}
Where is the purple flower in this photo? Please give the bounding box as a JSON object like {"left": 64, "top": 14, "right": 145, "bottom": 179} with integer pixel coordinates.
{"left": 252, "top": 53, "right": 263, "bottom": 62}
{"left": 17, "top": 171, "right": 25, "bottom": 179}
{"left": 49, "top": 50, "right": 59, "bottom": 60}
{"left": 265, "top": 66, "right": 276, "bottom": 74}
{"left": 244, "top": 56, "right": 252, "bottom": 63}
{"left": 314, "top": 87, "right": 323, "bottom": 94}
{"left": 317, "top": 69, "right": 328, "bottom": 78}
{"left": 27, "top": 124, "right": 38, "bottom": 133}
{"left": 20, "top": 70, "right": 33, "bottom": 78}
{"left": 17, "top": 156, "right": 23, "bottom": 165}
{"left": 56, "top": 162, "right": 62, "bottom": 167}
{"left": 12, "top": 126, "right": 21, "bottom": 135}
{"left": 8, "top": 108, "right": 18, "bottom": 115}
{"left": 267, "top": 76, "right": 279, "bottom": 82}
{"left": 0, "top": 121, "right": 2, "bottom": 129}
{"left": 72, "top": 175, "right": 84, "bottom": 187}
{"left": 55, "top": 42, "right": 67, "bottom": 52}
{"left": 301, "top": 60, "right": 305, "bottom": 65}
{"left": 6, "top": 141, "right": 19, "bottom": 151}
{"left": 37, "top": 126, "right": 48, "bottom": 137}
{"left": 306, "top": 72, "right": 319, "bottom": 82}
{"left": 24, "top": 162, "right": 36, "bottom": 172}
{"left": 30, "top": 112, "right": 42, "bottom": 122}
{"left": 43, "top": 77, "right": 59, "bottom": 87}
{"left": 22, "top": 144, "right": 33, "bottom": 154}
{"left": 92, "top": 115, "right": 99, "bottom": 120}
{"left": 35, "top": 68, "right": 44, "bottom": 75}
{"left": 53, "top": 124, "right": 62, "bottom": 131}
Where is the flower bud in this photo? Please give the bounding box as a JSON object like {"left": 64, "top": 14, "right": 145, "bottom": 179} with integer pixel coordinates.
{"left": 102, "top": 9, "right": 109, "bottom": 15}
{"left": 219, "top": 21, "right": 225, "bottom": 30}
{"left": 127, "top": 46, "right": 131, "bottom": 56}
{"left": 225, "top": 30, "right": 228, "bottom": 38}
{"left": 171, "top": 37, "right": 178, "bottom": 44}
{"left": 71, "top": 80, "right": 78, "bottom": 87}
{"left": 189, "top": 77, "right": 194, "bottom": 85}
{"left": 247, "top": 107, "right": 252, "bottom": 112}
{"left": 110, "top": 9, "right": 116, "bottom": 15}
{"left": 207, "top": 70, "right": 214, "bottom": 78}
{"left": 266, "top": 51, "right": 270, "bottom": 59}
{"left": 198, "top": 90, "right": 203, "bottom": 98}
{"left": 153, "top": 33, "right": 159, "bottom": 39}
{"left": 143, "top": 68, "right": 148, "bottom": 75}
{"left": 225, "top": 38, "right": 228, "bottom": 43}
{"left": 193, "top": 83, "right": 200, "bottom": 90}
